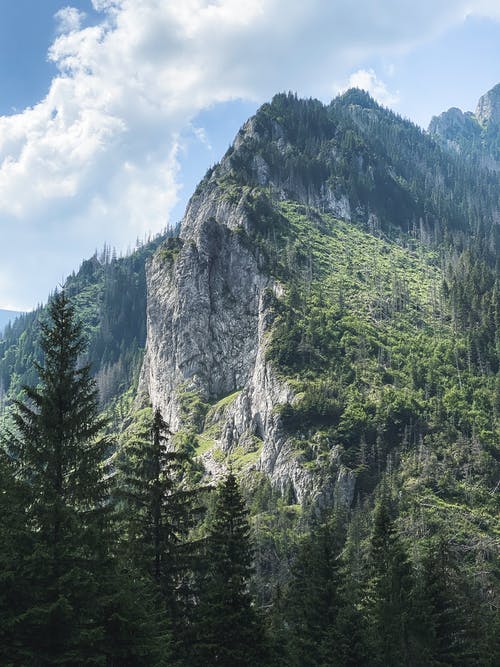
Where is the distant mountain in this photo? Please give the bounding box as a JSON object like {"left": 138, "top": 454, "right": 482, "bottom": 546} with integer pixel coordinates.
{"left": 429, "top": 82, "right": 500, "bottom": 170}
{"left": 0, "top": 236, "right": 168, "bottom": 405}
{"left": 0, "top": 309, "right": 23, "bottom": 332}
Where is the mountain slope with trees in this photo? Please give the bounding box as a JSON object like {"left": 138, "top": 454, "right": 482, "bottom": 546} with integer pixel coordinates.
{"left": 0, "top": 86, "right": 499, "bottom": 664}
{"left": 0, "top": 234, "right": 169, "bottom": 409}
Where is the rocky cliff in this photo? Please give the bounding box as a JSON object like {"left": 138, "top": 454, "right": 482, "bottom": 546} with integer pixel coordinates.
{"left": 138, "top": 89, "right": 499, "bottom": 506}
{"left": 429, "top": 83, "right": 500, "bottom": 170}
{"left": 139, "top": 102, "right": 364, "bottom": 504}
{"left": 475, "top": 82, "right": 500, "bottom": 126}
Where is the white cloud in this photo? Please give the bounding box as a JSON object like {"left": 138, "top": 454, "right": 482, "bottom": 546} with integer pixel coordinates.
{"left": 192, "top": 126, "right": 212, "bottom": 151}
{"left": 341, "top": 69, "right": 400, "bottom": 108}
{"left": 0, "top": 0, "right": 499, "bottom": 307}
{"left": 55, "top": 7, "right": 86, "bottom": 34}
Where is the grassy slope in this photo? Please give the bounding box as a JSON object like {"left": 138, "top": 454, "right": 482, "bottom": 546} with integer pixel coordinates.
{"left": 264, "top": 200, "right": 498, "bottom": 559}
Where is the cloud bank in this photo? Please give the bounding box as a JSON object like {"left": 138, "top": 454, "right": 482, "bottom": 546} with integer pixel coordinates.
{"left": 0, "top": 0, "right": 499, "bottom": 308}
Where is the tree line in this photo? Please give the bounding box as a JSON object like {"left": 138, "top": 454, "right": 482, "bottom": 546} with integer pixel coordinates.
{"left": 1, "top": 293, "right": 498, "bottom": 666}
{"left": 0, "top": 293, "right": 263, "bottom": 666}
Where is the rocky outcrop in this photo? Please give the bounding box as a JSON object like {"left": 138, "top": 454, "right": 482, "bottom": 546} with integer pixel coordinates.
{"left": 140, "top": 187, "right": 269, "bottom": 429}
{"left": 139, "top": 122, "right": 353, "bottom": 505}
{"left": 475, "top": 83, "right": 500, "bottom": 126}
{"left": 428, "top": 107, "right": 480, "bottom": 148}
{"left": 428, "top": 83, "right": 500, "bottom": 171}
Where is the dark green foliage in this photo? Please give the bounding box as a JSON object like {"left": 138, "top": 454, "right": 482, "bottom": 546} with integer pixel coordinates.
{"left": 277, "top": 514, "right": 361, "bottom": 667}
{"left": 411, "top": 538, "right": 499, "bottom": 667}
{"left": 1, "top": 293, "right": 166, "bottom": 665}
{"left": 366, "top": 490, "right": 415, "bottom": 666}
{"left": 192, "top": 473, "right": 266, "bottom": 666}
{"left": 115, "top": 406, "right": 206, "bottom": 662}
{"left": 2, "top": 292, "right": 110, "bottom": 663}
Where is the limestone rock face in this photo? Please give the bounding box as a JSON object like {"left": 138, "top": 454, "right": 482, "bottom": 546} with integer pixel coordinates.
{"left": 140, "top": 186, "right": 269, "bottom": 429}
{"left": 428, "top": 83, "right": 500, "bottom": 171}
{"left": 428, "top": 107, "right": 479, "bottom": 146}
{"left": 139, "top": 122, "right": 351, "bottom": 505}
{"left": 476, "top": 83, "right": 500, "bottom": 126}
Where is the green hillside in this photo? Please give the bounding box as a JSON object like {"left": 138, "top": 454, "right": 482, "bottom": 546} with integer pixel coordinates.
{"left": 0, "top": 235, "right": 167, "bottom": 407}
{"left": 0, "top": 89, "right": 499, "bottom": 665}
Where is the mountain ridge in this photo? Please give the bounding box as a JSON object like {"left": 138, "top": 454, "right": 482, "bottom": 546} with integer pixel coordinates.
{"left": 429, "top": 82, "right": 500, "bottom": 170}
{"left": 137, "top": 88, "right": 499, "bottom": 510}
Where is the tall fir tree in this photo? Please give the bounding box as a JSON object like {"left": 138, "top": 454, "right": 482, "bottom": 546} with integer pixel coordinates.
{"left": 280, "top": 515, "right": 344, "bottom": 667}
{"left": 192, "top": 472, "right": 266, "bottom": 667}
{"left": 115, "top": 405, "right": 204, "bottom": 662}
{"left": 274, "top": 509, "right": 369, "bottom": 667}
{"left": 3, "top": 291, "right": 163, "bottom": 665}
{"left": 366, "top": 488, "right": 415, "bottom": 667}
{"left": 4, "top": 291, "right": 111, "bottom": 664}
{"left": 413, "top": 538, "right": 496, "bottom": 667}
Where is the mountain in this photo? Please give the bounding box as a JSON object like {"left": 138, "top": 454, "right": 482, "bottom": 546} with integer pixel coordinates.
{"left": 1, "top": 87, "right": 499, "bottom": 661}
{"left": 0, "top": 309, "right": 23, "bottom": 332}
{"left": 0, "top": 236, "right": 167, "bottom": 407}
{"left": 139, "top": 90, "right": 499, "bottom": 497}
{"left": 429, "top": 82, "right": 500, "bottom": 170}
{"left": 134, "top": 90, "right": 499, "bottom": 657}
{"left": 3, "top": 88, "right": 499, "bottom": 506}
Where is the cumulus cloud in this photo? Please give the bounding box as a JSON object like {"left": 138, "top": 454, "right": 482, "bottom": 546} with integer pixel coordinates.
{"left": 0, "top": 0, "right": 499, "bottom": 308}
{"left": 55, "top": 7, "right": 86, "bottom": 34}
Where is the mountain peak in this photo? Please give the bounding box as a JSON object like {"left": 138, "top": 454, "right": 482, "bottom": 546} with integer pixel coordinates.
{"left": 428, "top": 106, "right": 479, "bottom": 142}
{"left": 475, "top": 82, "right": 500, "bottom": 126}
{"left": 428, "top": 82, "right": 500, "bottom": 169}
{"left": 334, "top": 88, "right": 380, "bottom": 110}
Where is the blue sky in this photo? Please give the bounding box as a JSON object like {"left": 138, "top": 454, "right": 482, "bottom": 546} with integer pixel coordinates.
{"left": 0, "top": 1, "right": 499, "bottom": 310}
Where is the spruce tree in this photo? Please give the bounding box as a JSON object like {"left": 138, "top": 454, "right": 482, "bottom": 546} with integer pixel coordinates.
{"left": 115, "top": 406, "right": 204, "bottom": 660}
{"left": 279, "top": 511, "right": 369, "bottom": 667}
{"left": 4, "top": 291, "right": 110, "bottom": 663}
{"left": 414, "top": 538, "right": 495, "bottom": 667}
{"left": 192, "top": 472, "right": 265, "bottom": 666}
{"left": 4, "top": 291, "right": 163, "bottom": 665}
{"left": 366, "top": 489, "right": 415, "bottom": 667}
{"left": 281, "top": 517, "right": 344, "bottom": 667}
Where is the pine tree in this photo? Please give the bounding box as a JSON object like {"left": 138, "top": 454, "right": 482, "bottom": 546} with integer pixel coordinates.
{"left": 192, "top": 472, "right": 265, "bottom": 666}
{"left": 3, "top": 291, "right": 164, "bottom": 665}
{"left": 115, "top": 405, "right": 204, "bottom": 660}
{"left": 366, "top": 489, "right": 415, "bottom": 666}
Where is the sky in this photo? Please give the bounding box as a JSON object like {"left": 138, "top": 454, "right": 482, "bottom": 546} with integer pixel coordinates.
{"left": 0, "top": 1, "right": 499, "bottom": 311}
